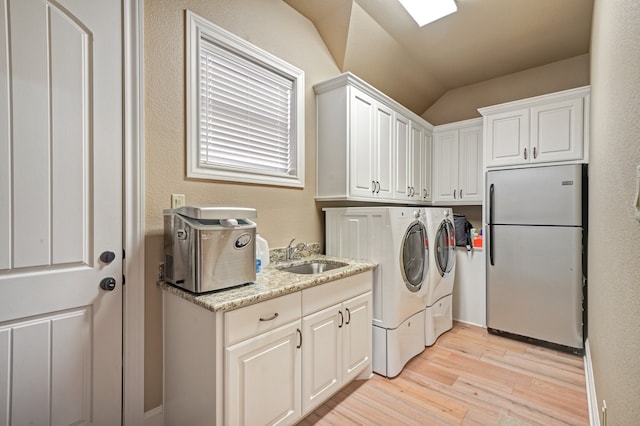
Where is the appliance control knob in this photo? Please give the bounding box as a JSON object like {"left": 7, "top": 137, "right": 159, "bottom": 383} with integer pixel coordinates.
{"left": 414, "top": 210, "right": 420, "bottom": 218}
{"left": 444, "top": 210, "right": 450, "bottom": 217}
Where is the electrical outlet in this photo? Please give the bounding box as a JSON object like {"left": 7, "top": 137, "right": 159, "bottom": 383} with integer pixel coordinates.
{"left": 159, "top": 262, "right": 166, "bottom": 281}
{"left": 601, "top": 400, "right": 607, "bottom": 426}
{"left": 171, "top": 194, "right": 185, "bottom": 209}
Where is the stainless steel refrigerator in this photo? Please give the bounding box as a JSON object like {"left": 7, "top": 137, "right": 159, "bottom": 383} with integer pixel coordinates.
{"left": 485, "top": 164, "right": 586, "bottom": 353}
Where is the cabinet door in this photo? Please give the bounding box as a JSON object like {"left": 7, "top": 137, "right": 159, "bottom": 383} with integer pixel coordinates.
{"left": 530, "top": 97, "right": 584, "bottom": 163}
{"left": 421, "top": 131, "right": 432, "bottom": 203}
{"left": 458, "top": 125, "right": 483, "bottom": 202}
{"left": 301, "top": 304, "right": 342, "bottom": 414}
{"left": 394, "top": 114, "right": 411, "bottom": 200}
{"left": 342, "top": 292, "right": 372, "bottom": 383}
{"left": 349, "top": 89, "right": 376, "bottom": 198}
{"left": 225, "top": 321, "right": 302, "bottom": 426}
{"left": 433, "top": 129, "right": 459, "bottom": 203}
{"left": 484, "top": 108, "right": 529, "bottom": 167}
{"left": 410, "top": 123, "right": 424, "bottom": 202}
{"left": 375, "top": 103, "right": 394, "bottom": 199}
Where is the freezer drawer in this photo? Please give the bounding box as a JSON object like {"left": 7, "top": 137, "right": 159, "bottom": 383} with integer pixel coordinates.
{"left": 486, "top": 225, "right": 583, "bottom": 349}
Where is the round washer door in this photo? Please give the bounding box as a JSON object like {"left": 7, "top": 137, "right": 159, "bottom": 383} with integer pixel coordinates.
{"left": 400, "top": 220, "right": 429, "bottom": 292}
{"left": 435, "top": 219, "right": 455, "bottom": 277}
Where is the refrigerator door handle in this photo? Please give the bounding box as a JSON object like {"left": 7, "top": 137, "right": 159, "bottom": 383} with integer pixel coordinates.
{"left": 489, "top": 183, "right": 495, "bottom": 224}
{"left": 489, "top": 183, "right": 495, "bottom": 266}
{"left": 489, "top": 224, "right": 495, "bottom": 266}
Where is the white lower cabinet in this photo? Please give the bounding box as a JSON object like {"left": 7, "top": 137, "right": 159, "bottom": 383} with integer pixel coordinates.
{"left": 301, "top": 291, "right": 372, "bottom": 414}
{"left": 163, "top": 271, "right": 373, "bottom": 426}
{"left": 301, "top": 304, "right": 341, "bottom": 413}
{"left": 225, "top": 321, "right": 302, "bottom": 426}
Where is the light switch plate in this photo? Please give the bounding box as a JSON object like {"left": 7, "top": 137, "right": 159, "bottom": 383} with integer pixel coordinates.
{"left": 171, "top": 194, "right": 185, "bottom": 209}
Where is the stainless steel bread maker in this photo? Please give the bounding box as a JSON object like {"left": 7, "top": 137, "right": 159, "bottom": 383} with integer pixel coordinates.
{"left": 164, "top": 206, "right": 257, "bottom": 293}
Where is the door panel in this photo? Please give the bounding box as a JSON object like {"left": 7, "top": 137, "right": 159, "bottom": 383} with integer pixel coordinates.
{"left": 458, "top": 126, "right": 482, "bottom": 201}
{"left": 342, "top": 293, "right": 371, "bottom": 382}
{"left": 11, "top": 0, "right": 51, "bottom": 267}
{"left": 487, "top": 165, "right": 583, "bottom": 226}
{"left": 350, "top": 90, "right": 375, "bottom": 197}
{"left": 0, "top": 0, "right": 8, "bottom": 271}
{"left": 486, "top": 225, "right": 583, "bottom": 348}
{"left": 0, "top": 0, "right": 122, "bottom": 424}
{"left": 302, "top": 304, "right": 341, "bottom": 414}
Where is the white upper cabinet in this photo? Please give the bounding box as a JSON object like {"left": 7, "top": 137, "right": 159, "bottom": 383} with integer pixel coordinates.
{"left": 421, "top": 130, "right": 433, "bottom": 203}
{"left": 395, "top": 117, "right": 430, "bottom": 202}
{"left": 315, "top": 73, "right": 434, "bottom": 204}
{"left": 349, "top": 89, "right": 394, "bottom": 199}
{"left": 433, "top": 119, "right": 483, "bottom": 205}
{"left": 480, "top": 86, "right": 590, "bottom": 168}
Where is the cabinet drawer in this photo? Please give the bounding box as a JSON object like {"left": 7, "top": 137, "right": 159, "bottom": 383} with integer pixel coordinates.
{"left": 225, "top": 292, "right": 301, "bottom": 346}
{"left": 302, "top": 271, "right": 373, "bottom": 317}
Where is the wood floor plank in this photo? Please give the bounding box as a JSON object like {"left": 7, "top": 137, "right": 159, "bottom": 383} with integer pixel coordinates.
{"left": 297, "top": 322, "right": 589, "bottom": 426}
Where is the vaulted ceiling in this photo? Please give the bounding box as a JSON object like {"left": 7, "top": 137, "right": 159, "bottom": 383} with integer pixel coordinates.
{"left": 283, "top": 0, "right": 594, "bottom": 115}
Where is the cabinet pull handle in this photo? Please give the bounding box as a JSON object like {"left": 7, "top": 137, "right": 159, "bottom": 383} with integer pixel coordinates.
{"left": 338, "top": 310, "right": 344, "bottom": 328}
{"left": 524, "top": 148, "right": 528, "bottom": 160}
{"left": 453, "top": 189, "right": 457, "bottom": 199}
{"left": 296, "top": 328, "right": 302, "bottom": 349}
{"left": 371, "top": 181, "right": 376, "bottom": 194}
{"left": 259, "top": 312, "right": 279, "bottom": 322}
{"left": 533, "top": 147, "right": 537, "bottom": 159}
{"left": 345, "top": 308, "right": 351, "bottom": 325}
{"left": 376, "top": 181, "right": 381, "bottom": 193}
{"left": 460, "top": 189, "right": 463, "bottom": 199}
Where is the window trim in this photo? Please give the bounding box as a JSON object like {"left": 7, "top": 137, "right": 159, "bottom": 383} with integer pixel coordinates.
{"left": 186, "top": 10, "right": 305, "bottom": 188}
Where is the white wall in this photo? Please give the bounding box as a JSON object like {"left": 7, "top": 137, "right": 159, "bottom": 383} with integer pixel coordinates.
{"left": 589, "top": 0, "right": 640, "bottom": 423}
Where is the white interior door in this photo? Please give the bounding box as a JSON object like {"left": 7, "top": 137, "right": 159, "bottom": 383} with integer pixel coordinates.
{"left": 0, "top": 0, "right": 123, "bottom": 424}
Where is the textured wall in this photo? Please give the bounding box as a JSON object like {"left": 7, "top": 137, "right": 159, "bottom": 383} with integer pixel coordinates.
{"left": 422, "top": 54, "right": 590, "bottom": 125}
{"left": 589, "top": 0, "right": 640, "bottom": 423}
{"left": 144, "top": 0, "right": 340, "bottom": 410}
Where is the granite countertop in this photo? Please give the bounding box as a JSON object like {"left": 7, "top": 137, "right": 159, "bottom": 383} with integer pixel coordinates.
{"left": 158, "top": 254, "right": 377, "bottom": 313}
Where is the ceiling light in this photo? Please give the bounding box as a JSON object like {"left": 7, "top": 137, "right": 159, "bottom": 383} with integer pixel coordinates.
{"left": 398, "top": 0, "right": 458, "bottom": 27}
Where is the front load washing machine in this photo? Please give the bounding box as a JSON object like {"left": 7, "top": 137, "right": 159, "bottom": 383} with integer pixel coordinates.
{"left": 324, "top": 207, "right": 430, "bottom": 377}
{"left": 424, "top": 208, "right": 456, "bottom": 346}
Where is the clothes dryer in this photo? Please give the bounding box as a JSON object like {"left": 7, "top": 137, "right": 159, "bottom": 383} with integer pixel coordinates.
{"left": 324, "top": 207, "right": 430, "bottom": 377}
{"left": 423, "top": 208, "right": 456, "bottom": 346}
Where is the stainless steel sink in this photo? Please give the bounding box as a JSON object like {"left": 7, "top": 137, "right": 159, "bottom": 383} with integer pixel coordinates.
{"left": 279, "top": 261, "right": 348, "bottom": 275}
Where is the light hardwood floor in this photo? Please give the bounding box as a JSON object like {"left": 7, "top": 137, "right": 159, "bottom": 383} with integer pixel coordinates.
{"left": 298, "top": 322, "right": 589, "bottom": 425}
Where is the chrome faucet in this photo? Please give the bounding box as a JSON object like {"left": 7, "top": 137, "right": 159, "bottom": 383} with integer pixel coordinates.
{"left": 285, "top": 237, "right": 307, "bottom": 261}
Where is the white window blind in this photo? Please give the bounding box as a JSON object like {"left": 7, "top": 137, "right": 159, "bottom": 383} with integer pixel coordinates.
{"left": 186, "top": 11, "right": 305, "bottom": 187}
{"left": 199, "top": 42, "right": 295, "bottom": 175}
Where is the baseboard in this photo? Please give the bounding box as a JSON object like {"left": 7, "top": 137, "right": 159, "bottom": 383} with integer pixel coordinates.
{"left": 584, "top": 339, "right": 600, "bottom": 426}
{"left": 144, "top": 405, "right": 163, "bottom": 426}
{"left": 452, "top": 318, "right": 485, "bottom": 328}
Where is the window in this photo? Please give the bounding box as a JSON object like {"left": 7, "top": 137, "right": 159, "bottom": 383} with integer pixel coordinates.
{"left": 186, "top": 11, "right": 305, "bottom": 187}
